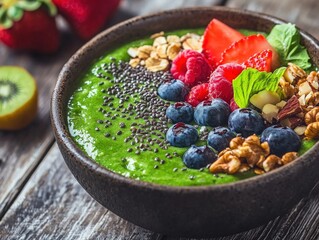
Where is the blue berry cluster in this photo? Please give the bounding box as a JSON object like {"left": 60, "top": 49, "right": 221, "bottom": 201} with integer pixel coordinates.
{"left": 158, "top": 81, "right": 301, "bottom": 170}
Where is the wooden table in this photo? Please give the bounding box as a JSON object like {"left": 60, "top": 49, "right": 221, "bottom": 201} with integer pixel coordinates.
{"left": 1, "top": 0, "right": 319, "bottom": 239}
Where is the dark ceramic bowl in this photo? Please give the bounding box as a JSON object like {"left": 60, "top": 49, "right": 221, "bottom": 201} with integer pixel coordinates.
{"left": 51, "top": 7, "right": 319, "bottom": 237}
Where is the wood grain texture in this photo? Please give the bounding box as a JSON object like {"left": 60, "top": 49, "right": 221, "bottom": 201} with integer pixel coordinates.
{"left": 120, "top": 0, "right": 224, "bottom": 15}
{"left": 0, "top": 144, "right": 161, "bottom": 240}
{"left": 227, "top": 0, "right": 319, "bottom": 39}
{"left": 0, "top": 32, "right": 83, "bottom": 219}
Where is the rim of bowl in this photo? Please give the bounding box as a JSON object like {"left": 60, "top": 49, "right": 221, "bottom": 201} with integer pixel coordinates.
{"left": 51, "top": 6, "right": 319, "bottom": 193}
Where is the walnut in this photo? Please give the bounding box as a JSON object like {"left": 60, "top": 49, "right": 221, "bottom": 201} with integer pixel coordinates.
{"left": 229, "top": 136, "right": 245, "bottom": 149}
{"left": 210, "top": 135, "right": 270, "bottom": 174}
{"left": 238, "top": 163, "right": 250, "bottom": 173}
{"left": 306, "top": 71, "right": 319, "bottom": 90}
{"left": 254, "top": 168, "right": 265, "bottom": 175}
{"left": 280, "top": 152, "right": 298, "bottom": 165}
{"left": 209, "top": 151, "right": 241, "bottom": 174}
{"left": 305, "top": 106, "right": 319, "bottom": 125}
{"left": 284, "top": 63, "right": 307, "bottom": 84}
{"left": 305, "top": 122, "right": 319, "bottom": 139}
{"left": 262, "top": 155, "right": 281, "bottom": 172}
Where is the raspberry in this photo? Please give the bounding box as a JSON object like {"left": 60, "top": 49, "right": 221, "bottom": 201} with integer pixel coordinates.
{"left": 210, "top": 63, "right": 245, "bottom": 83}
{"left": 208, "top": 63, "right": 245, "bottom": 103}
{"left": 171, "top": 50, "right": 212, "bottom": 87}
{"left": 209, "top": 79, "right": 233, "bottom": 103}
{"left": 186, "top": 83, "right": 211, "bottom": 107}
{"left": 230, "top": 98, "right": 239, "bottom": 112}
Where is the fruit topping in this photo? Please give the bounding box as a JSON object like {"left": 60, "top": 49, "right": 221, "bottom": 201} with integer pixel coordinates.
{"left": 183, "top": 145, "right": 217, "bottom": 169}
{"left": 185, "top": 83, "right": 210, "bottom": 107}
{"left": 229, "top": 98, "right": 239, "bottom": 112}
{"left": 244, "top": 49, "right": 273, "bottom": 72}
{"left": 209, "top": 63, "right": 245, "bottom": 83}
{"left": 52, "top": 0, "right": 121, "bottom": 40}
{"left": 0, "top": 66, "right": 38, "bottom": 130}
{"left": 207, "top": 127, "right": 236, "bottom": 152}
{"left": 0, "top": 1, "right": 60, "bottom": 53}
{"left": 202, "top": 18, "right": 244, "bottom": 68}
{"left": 261, "top": 125, "right": 301, "bottom": 156}
{"left": 194, "top": 98, "right": 230, "bottom": 127}
{"left": 219, "top": 34, "right": 278, "bottom": 70}
{"left": 157, "top": 79, "right": 189, "bottom": 101}
{"left": 209, "top": 63, "right": 245, "bottom": 103}
{"left": 171, "top": 49, "right": 212, "bottom": 87}
{"left": 166, "top": 122, "right": 199, "bottom": 147}
{"left": 166, "top": 102, "right": 194, "bottom": 123}
{"left": 228, "top": 108, "right": 265, "bottom": 137}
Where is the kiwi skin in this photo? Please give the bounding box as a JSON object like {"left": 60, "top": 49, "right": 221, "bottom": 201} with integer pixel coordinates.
{"left": 0, "top": 66, "right": 38, "bottom": 130}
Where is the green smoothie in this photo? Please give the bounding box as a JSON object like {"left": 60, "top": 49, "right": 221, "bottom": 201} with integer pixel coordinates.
{"left": 67, "top": 29, "right": 315, "bottom": 186}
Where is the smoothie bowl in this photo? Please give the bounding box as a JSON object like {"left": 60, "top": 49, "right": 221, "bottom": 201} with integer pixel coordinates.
{"left": 51, "top": 7, "right": 319, "bottom": 237}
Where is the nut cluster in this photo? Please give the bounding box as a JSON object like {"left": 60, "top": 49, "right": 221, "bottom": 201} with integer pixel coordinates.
{"left": 127, "top": 32, "right": 202, "bottom": 72}
{"left": 304, "top": 106, "right": 319, "bottom": 139}
{"left": 209, "top": 135, "right": 298, "bottom": 174}
{"left": 280, "top": 63, "right": 319, "bottom": 111}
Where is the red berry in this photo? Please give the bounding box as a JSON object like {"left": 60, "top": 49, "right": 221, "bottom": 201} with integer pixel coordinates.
{"left": 171, "top": 50, "right": 212, "bottom": 87}
{"left": 219, "top": 34, "right": 279, "bottom": 70}
{"left": 230, "top": 98, "right": 239, "bottom": 112}
{"left": 210, "top": 63, "right": 245, "bottom": 83}
{"left": 208, "top": 63, "right": 244, "bottom": 104}
{"left": 53, "top": 0, "right": 121, "bottom": 40}
{"left": 202, "top": 19, "right": 244, "bottom": 68}
{"left": 186, "top": 83, "right": 211, "bottom": 107}
{"left": 244, "top": 49, "right": 273, "bottom": 72}
{"left": 209, "top": 80, "right": 233, "bottom": 103}
{"left": 0, "top": 9, "right": 60, "bottom": 53}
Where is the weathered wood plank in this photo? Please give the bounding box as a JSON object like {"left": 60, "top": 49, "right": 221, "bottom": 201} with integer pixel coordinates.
{"left": 120, "top": 0, "right": 224, "bottom": 15}
{"left": 227, "top": 0, "right": 319, "bottom": 39}
{"left": 0, "top": 144, "right": 161, "bottom": 240}
{"left": 0, "top": 33, "right": 83, "bottom": 219}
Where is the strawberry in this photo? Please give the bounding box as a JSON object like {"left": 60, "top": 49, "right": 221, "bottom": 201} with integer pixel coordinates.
{"left": 52, "top": 0, "right": 121, "bottom": 40}
{"left": 202, "top": 19, "right": 244, "bottom": 69}
{"left": 0, "top": 0, "right": 60, "bottom": 53}
{"left": 244, "top": 49, "right": 273, "bottom": 72}
{"left": 219, "top": 34, "right": 279, "bottom": 70}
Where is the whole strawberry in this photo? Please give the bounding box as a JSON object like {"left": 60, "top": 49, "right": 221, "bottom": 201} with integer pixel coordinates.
{"left": 53, "top": 0, "right": 121, "bottom": 40}
{"left": 0, "top": 0, "right": 60, "bottom": 53}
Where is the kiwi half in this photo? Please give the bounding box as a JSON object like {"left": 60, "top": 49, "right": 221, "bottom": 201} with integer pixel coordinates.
{"left": 0, "top": 66, "right": 38, "bottom": 130}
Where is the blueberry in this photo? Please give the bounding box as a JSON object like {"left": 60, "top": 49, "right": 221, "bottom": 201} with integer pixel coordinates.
{"left": 194, "top": 98, "right": 231, "bottom": 127}
{"left": 166, "top": 122, "right": 198, "bottom": 147}
{"left": 228, "top": 108, "right": 265, "bottom": 137}
{"left": 261, "top": 125, "right": 301, "bottom": 156}
{"left": 158, "top": 80, "right": 189, "bottom": 101}
{"left": 166, "top": 102, "right": 194, "bottom": 123}
{"left": 207, "top": 127, "right": 236, "bottom": 152}
{"left": 183, "top": 145, "right": 217, "bottom": 169}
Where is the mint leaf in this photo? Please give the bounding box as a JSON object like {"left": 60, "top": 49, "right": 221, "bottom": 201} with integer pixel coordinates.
{"left": 267, "top": 23, "right": 311, "bottom": 70}
{"left": 233, "top": 67, "right": 286, "bottom": 108}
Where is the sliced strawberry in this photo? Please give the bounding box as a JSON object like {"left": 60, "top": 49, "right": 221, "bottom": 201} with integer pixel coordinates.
{"left": 202, "top": 19, "right": 244, "bottom": 69}
{"left": 244, "top": 49, "right": 273, "bottom": 72}
{"left": 219, "top": 34, "right": 279, "bottom": 70}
